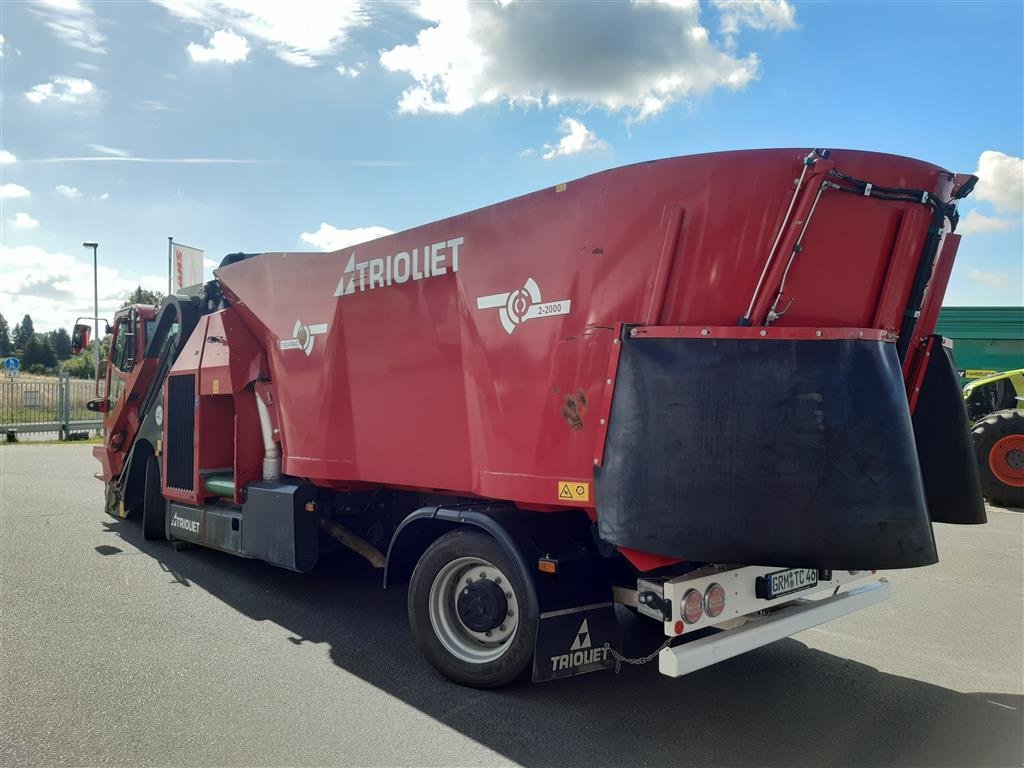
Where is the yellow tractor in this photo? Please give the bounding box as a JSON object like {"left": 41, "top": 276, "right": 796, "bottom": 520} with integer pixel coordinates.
{"left": 964, "top": 368, "right": 1024, "bottom": 508}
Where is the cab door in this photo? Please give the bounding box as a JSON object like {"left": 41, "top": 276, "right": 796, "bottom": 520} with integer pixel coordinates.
{"left": 103, "top": 311, "right": 137, "bottom": 427}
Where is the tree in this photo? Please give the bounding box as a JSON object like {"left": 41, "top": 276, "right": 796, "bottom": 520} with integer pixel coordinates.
{"left": 0, "top": 313, "right": 10, "bottom": 357}
{"left": 12, "top": 314, "right": 34, "bottom": 351}
{"left": 62, "top": 352, "right": 95, "bottom": 379}
{"left": 49, "top": 328, "right": 72, "bottom": 360}
{"left": 22, "top": 335, "right": 56, "bottom": 369}
{"left": 121, "top": 285, "right": 164, "bottom": 308}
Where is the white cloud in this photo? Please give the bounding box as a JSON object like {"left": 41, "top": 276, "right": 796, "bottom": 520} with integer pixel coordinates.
{"left": 336, "top": 62, "right": 365, "bottom": 78}
{"left": 11, "top": 212, "right": 40, "bottom": 229}
{"left": 968, "top": 269, "right": 1010, "bottom": 289}
{"left": 0, "top": 150, "right": 16, "bottom": 164}
{"left": 299, "top": 223, "right": 394, "bottom": 251}
{"left": 379, "top": 1, "right": 778, "bottom": 119}
{"left": 973, "top": 150, "right": 1023, "bottom": 214}
{"left": 157, "top": 1, "right": 367, "bottom": 67}
{"left": 99, "top": 192, "right": 110, "bottom": 200}
{"left": 0, "top": 32, "right": 5, "bottom": 57}
{"left": 957, "top": 210, "right": 1019, "bottom": 235}
{"left": 541, "top": 118, "right": 609, "bottom": 160}
{"left": 24, "top": 76, "right": 97, "bottom": 105}
{"left": 712, "top": 0, "right": 797, "bottom": 36}
{"left": 0, "top": 244, "right": 165, "bottom": 332}
{"left": 29, "top": 0, "right": 106, "bottom": 54}
{"left": 187, "top": 29, "right": 251, "bottom": 64}
{"left": 55, "top": 184, "right": 82, "bottom": 198}
{"left": 518, "top": 148, "right": 535, "bottom": 158}
{"left": 139, "top": 100, "right": 171, "bottom": 111}
{"left": 0, "top": 183, "right": 31, "bottom": 199}
{"left": 87, "top": 143, "right": 131, "bottom": 157}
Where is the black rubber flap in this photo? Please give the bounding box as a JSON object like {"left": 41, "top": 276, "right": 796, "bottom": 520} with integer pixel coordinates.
{"left": 595, "top": 334, "right": 938, "bottom": 570}
{"left": 911, "top": 338, "right": 987, "bottom": 525}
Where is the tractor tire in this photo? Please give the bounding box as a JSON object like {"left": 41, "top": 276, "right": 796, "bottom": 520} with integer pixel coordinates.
{"left": 142, "top": 455, "right": 166, "bottom": 540}
{"left": 972, "top": 409, "right": 1024, "bottom": 509}
{"left": 408, "top": 529, "right": 537, "bottom": 689}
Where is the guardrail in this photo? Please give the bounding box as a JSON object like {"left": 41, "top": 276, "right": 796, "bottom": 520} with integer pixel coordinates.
{"left": 1, "top": 374, "right": 103, "bottom": 440}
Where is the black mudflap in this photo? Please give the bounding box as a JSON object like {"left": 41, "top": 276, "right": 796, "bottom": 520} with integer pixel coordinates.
{"left": 911, "top": 337, "right": 986, "bottom": 524}
{"left": 533, "top": 603, "right": 618, "bottom": 682}
{"left": 596, "top": 333, "right": 938, "bottom": 570}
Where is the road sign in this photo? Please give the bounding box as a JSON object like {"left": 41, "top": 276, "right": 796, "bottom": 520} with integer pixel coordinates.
{"left": 4, "top": 357, "right": 20, "bottom": 379}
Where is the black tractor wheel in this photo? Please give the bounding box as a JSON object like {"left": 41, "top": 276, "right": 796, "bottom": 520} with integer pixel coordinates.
{"left": 408, "top": 529, "right": 537, "bottom": 689}
{"left": 972, "top": 409, "right": 1024, "bottom": 509}
{"left": 142, "top": 454, "right": 166, "bottom": 539}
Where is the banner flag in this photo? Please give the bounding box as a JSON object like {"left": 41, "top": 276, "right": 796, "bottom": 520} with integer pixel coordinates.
{"left": 172, "top": 242, "right": 204, "bottom": 291}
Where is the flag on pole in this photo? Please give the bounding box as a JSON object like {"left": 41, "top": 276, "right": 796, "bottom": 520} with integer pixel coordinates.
{"left": 171, "top": 242, "right": 204, "bottom": 291}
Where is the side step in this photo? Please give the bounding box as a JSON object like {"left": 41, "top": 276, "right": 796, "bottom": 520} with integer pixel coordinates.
{"left": 658, "top": 580, "right": 891, "bottom": 677}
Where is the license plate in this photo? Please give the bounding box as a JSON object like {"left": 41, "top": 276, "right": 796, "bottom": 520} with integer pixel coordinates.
{"left": 757, "top": 568, "right": 818, "bottom": 600}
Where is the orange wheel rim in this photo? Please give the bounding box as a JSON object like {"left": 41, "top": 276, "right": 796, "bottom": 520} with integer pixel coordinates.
{"left": 989, "top": 434, "right": 1024, "bottom": 487}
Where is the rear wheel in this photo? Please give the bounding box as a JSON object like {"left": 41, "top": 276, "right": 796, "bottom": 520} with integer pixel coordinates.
{"left": 408, "top": 529, "right": 537, "bottom": 688}
{"left": 973, "top": 409, "right": 1024, "bottom": 508}
{"left": 142, "top": 455, "right": 166, "bottom": 539}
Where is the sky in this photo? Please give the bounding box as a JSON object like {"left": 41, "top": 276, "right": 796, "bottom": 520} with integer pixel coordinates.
{"left": 1, "top": 0, "right": 1022, "bottom": 332}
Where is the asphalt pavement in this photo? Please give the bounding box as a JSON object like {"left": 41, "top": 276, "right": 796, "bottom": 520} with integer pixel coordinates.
{"left": 1, "top": 443, "right": 1021, "bottom": 767}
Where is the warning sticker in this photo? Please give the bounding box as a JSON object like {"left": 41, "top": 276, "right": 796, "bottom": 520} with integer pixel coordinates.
{"left": 965, "top": 369, "right": 997, "bottom": 380}
{"left": 557, "top": 481, "right": 590, "bottom": 502}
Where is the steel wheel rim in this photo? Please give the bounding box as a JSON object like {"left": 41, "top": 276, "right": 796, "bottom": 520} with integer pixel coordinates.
{"left": 989, "top": 434, "right": 1024, "bottom": 487}
{"left": 428, "top": 556, "right": 520, "bottom": 664}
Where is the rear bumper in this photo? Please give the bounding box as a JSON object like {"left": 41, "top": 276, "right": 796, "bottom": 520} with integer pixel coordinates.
{"left": 658, "top": 579, "right": 890, "bottom": 677}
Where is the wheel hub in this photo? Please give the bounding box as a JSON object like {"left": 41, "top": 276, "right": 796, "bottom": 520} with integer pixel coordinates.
{"left": 457, "top": 579, "right": 509, "bottom": 632}
{"left": 1005, "top": 448, "right": 1023, "bottom": 470}
{"left": 428, "top": 557, "right": 520, "bottom": 664}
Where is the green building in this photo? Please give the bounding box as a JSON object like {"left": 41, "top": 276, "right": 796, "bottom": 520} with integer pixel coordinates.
{"left": 936, "top": 306, "right": 1024, "bottom": 382}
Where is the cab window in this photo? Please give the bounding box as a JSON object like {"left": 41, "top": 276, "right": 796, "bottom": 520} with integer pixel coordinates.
{"left": 112, "top": 317, "right": 132, "bottom": 372}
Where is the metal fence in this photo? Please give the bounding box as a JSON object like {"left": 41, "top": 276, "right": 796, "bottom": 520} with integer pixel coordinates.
{"left": 0, "top": 374, "right": 103, "bottom": 439}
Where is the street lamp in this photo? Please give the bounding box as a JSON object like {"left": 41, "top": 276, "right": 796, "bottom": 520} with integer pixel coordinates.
{"left": 82, "top": 241, "right": 100, "bottom": 395}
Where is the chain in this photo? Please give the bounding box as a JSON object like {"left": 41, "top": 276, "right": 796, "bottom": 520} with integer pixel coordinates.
{"left": 603, "top": 637, "right": 673, "bottom": 674}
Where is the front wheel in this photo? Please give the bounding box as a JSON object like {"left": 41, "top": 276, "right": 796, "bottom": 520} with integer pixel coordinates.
{"left": 973, "top": 409, "right": 1024, "bottom": 508}
{"left": 142, "top": 455, "right": 166, "bottom": 540}
{"left": 408, "top": 529, "right": 537, "bottom": 688}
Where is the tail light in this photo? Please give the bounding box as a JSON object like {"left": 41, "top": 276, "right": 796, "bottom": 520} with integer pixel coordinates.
{"left": 681, "top": 588, "right": 704, "bottom": 624}
{"left": 704, "top": 583, "right": 726, "bottom": 618}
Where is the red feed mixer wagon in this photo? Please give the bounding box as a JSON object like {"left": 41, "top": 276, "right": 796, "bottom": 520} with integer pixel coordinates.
{"left": 77, "top": 148, "right": 985, "bottom": 688}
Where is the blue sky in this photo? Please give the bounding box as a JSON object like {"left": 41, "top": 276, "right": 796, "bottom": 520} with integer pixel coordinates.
{"left": 1, "top": 0, "right": 1021, "bottom": 331}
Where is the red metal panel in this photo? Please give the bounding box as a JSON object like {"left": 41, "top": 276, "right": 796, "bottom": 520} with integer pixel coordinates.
{"left": 207, "top": 149, "right": 963, "bottom": 521}
{"left": 872, "top": 207, "right": 926, "bottom": 332}
{"left": 593, "top": 322, "right": 624, "bottom": 469}
{"left": 904, "top": 233, "right": 961, "bottom": 409}
{"left": 643, "top": 206, "right": 685, "bottom": 325}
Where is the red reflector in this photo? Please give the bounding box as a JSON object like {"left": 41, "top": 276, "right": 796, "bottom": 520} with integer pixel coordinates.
{"left": 704, "top": 583, "right": 726, "bottom": 618}
{"left": 681, "top": 588, "right": 703, "bottom": 624}
{"left": 674, "top": 620, "right": 684, "bottom": 635}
